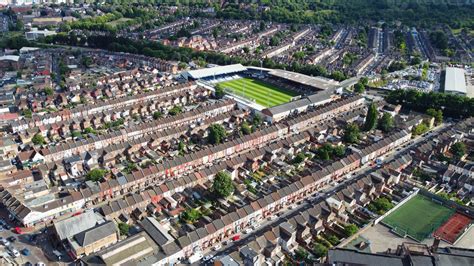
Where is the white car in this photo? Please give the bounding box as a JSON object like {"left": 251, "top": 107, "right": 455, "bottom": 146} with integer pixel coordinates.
{"left": 0, "top": 238, "right": 10, "bottom": 246}
{"left": 203, "top": 255, "right": 214, "bottom": 261}
{"left": 212, "top": 244, "right": 222, "bottom": 251}
{"left": 10, "top": 249, "right": 20, "bottom": 258}
{"left": 36, "top": 263, "right": 46, "bottom": 266}
{"left": 244, "top": 228, "right": 253, "bottom": 234}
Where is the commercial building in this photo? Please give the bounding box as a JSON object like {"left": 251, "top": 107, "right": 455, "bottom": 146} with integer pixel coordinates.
{"left": 444, "top": 67, "right": 467, "bottom": 96}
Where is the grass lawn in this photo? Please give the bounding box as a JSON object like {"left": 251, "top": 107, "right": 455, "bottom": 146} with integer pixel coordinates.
{"left": 383, "top": 194, "right": 454, "bottom": 241}
{"left": 217, "top": 78, "right": 298, "bottom": 107}
{"left": 106, "top": 18, "right": 134, "bottom": 27}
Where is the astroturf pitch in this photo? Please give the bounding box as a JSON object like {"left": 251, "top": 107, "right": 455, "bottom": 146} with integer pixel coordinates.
{"left": 382, "top": 194, "right": 454, "bottom": 241}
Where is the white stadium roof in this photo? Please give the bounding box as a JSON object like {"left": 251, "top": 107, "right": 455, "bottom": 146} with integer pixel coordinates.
{"left": 184, "top": 64, "right": 247, "bottom": 79}
{"left": 445, "top": 67, "right": 467, "bottom": 95}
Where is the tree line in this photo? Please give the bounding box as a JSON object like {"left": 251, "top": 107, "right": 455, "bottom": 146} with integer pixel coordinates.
{"left": 386, "top": 89, "right": 474, "bottom": 118}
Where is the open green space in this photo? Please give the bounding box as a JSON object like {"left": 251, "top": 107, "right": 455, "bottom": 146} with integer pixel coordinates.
{"left": 383, "top": 194, "right": 454, "bottom": 241}
{"left": 217, "top": 78, "right": 298, "bottom": 107}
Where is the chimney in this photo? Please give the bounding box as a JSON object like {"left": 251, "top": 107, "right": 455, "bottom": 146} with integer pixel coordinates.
{"left": 431, "top": 237, "right": 441, "bottom": 252}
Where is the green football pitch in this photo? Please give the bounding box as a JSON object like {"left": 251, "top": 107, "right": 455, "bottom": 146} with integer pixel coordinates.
{"left": 382, "top": 194, "right": 454, "bottom": 241}
{"left": 217, "top": 78, "right": 298, "bottom": 107}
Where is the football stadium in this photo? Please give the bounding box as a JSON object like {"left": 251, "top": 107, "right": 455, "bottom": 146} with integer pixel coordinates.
{"left": 182, "top": 64, "right": 340, "bottom": 122}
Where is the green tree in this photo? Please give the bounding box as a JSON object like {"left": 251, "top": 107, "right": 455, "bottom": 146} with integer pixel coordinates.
{"left": 354, "top": 82, "right": 365, "bottom": 94}
{"left": 118, "top": 222, "right": 129, "bottom": 236}
{"left": 450, "top": 142, "right": 466, "bottom": 159}
{"left": 293, "top": 152, "right": 306, "bottom": 164}
{"left": 368, "top": 197, "right": 394, "bottom": 215}
{"left": 241, "top": 121, "right": 252, "bottom": 135}
{"left": 168, "top": 106, "right": 182, "bottom": 116}
{"left": 212, "top": 171, "right": 234, "bottom": 198}
{"left": 153, "top": 111, "right": 162, "bottom": 120}
{"left": 360, "top": 77, "right": 369, "bottom": 86}
{"left": 333, "top": 145, "right": 346, "bottom": 157}
{"left": 32, "top": 134, "right": 46, "bottom": 145}
{"left": 44, "top": 87, "right": 54, "bottom": 96}
{"left": 252, "top": 114, "right": 262, "bottom": 127}
{"left": 208, "top": 124, "right": 227, "bottom": 144}
{"left": 327, "top": 235, "right": 339, "bottom": 245}
{"left": 364, "top": 103, "right": 378, "bottom": 131}
{"left": 178, "top": 141, "right": 186, "bottom": 154}
{"left": 181, "top": 208, "right": 201, "bottom": 223}
{"left": 295, "top": 248, "right": 309, "bottom": 262}
{"left": 21, "top": 109, "right": 32, "bottom": 118}
{"left": 343, "top": 123, "right": 360, "bottom": 144}
{"left": 343, "top": 224, "right": 358, "bottom": 237}
{"left": 412, "top": 122, "right": 429, "bottom": 136}
{"left": 313, "top": 243, "right": 328, "bottom": 258}
{"left": 378, "top": 113, "right": 394, "bottom": 133}
{"left": 215, "top": 84, "right": 225, "bottom": 99}
{"left": 86, "top": 169, "right": 106, "bottom": 182}
{"left": 426, "top": 108, "right": 443, "bottom": 125}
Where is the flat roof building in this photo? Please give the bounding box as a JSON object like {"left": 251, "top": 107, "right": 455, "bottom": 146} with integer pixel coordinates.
{"left": 445, "top": 67, "right": 467, "bottom": 96}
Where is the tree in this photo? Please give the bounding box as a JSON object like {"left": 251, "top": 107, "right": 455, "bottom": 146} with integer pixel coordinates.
{"left": 168, "top": 105, "right": 182, "bottom": 116}
{"left": 241, "top": 121, "right": 252, "bottom": 135}
{"left": 354, "top": 82, "right": 365, "bottom": 94}
{"left": 333, "top": 145, "right": 346, "bottom": 157}
{"left": 412, "top": 122, "right": 429, "bottom": 136}
{"left": 252, "top": 114, "right": 262, "bottom": 127}
{"left": 32, "top": 134, "right": 46, "bottom": 145}
{"left": 182, "top": 208, "right": 201, "bottom": 223}
{"left": 86, "top": 169, "right": 106, "bottom": 182}
{"left": 153, "top": 111, "right": 162, "bottom": 120}
{"left": 293, "top": 152, "right": 306, "bottom": 164}
{"left": 208, "top": 124, "right": 227, "bottom": 144}
{"left": 215, "top": 84, "right": 225, "bottom": 99}
{"left": 313, "top": 243, "right": 328, "bottom": 258}
{"left": 360, "top": 77, "right": 369, "bottom": 86}
{"left": 294, "top": 248, "right": 309, "bottom": 262}
{"left": 44, "top": 87, "right": 54, "bottom": 96}
{"left": 327, "top": 235, "right": 339, "bottom": 245}
{"left": 21, "top": 109, "right": 32, "bottom": 118}
{"left": 368, "top": 197, "right": 394, "bottom": 215}
{"left": 364, "top": 103, "right": 378, "bottom": 131}
{"left": 343, "top": 123, "right": 360, "bottom": 144}
{"left": 212, "top": 171, "right": 234, "bottom": 198}
{"left": 450, "top": 142, "right": 466, "bottom": 159}
{"left": 426, "top": 108, "right": 443, "bottom": 125}
{"left": 178, "top": 141, "right": 186, "bottom": 154}
{"left": 118, "top": 222, "right": 129, "bottom": 236}
{"left": 81, "top": 56, "right": 93, "bottom": 68}
{"left": 378, "top": 113, "right": 394, "bottom": 133}
{"left": 343, "top": 224, "right": 358, "bottom": 237}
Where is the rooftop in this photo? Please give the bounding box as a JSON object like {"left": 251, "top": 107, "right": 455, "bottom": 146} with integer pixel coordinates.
{"left": 445, "top": 67, "right": 467, "bottom": 94}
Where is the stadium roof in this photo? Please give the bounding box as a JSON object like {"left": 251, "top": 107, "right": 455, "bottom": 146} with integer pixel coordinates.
{"left": 247, "top": 67, "right": 339, "bottom": 90}
{"left": 184, "top": 64, "right": 247, "bottom": 79}
{"left": 445, "top": 67, "right": 467, "bottom": 95}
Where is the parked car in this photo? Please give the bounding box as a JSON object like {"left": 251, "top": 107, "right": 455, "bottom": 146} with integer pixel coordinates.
{"left": 212, "top": 244, "right": 222, "bottom": 251}
{"left": 10, "top": 248, "right": 20, "bottom": 257}
{"left": 7, "top": 236, "right": 16, "bottom": 243}
{"left": 0, "top": 238, "right": 10, "bottom": 246}
{"left": 22, "top": 248, "right": 30, "bottom": 256}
